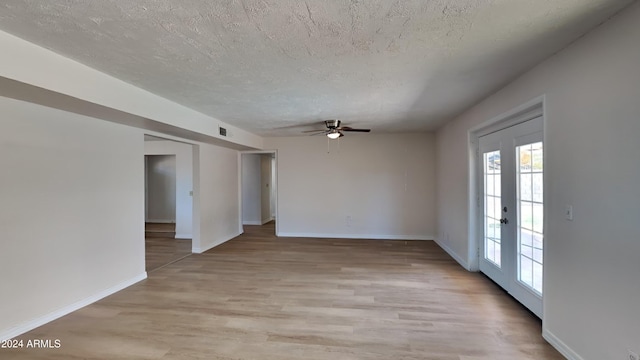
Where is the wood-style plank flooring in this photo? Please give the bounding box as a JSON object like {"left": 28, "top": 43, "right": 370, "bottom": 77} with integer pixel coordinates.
{"left": 145, "top": 223, "right": 191, "bottom": 272}
{"left": 5, "top": 223, "right": 563, "bottom": 359}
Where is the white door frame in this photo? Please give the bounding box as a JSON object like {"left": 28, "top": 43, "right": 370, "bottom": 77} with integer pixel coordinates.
{"left": 467, "top": 96, "right": 546, "bottom": 272}
{"left": 478, "top": 116, "right": 545, "bottom": 318}
{"left": 143, "top": 132, "right": 201, "bottom": 253}
{"left": 238, "top": 150, "right": 279, "bottom": 236}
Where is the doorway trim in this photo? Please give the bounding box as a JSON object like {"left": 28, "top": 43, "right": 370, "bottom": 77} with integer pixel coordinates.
{"left": 467, "top": 96, "right": 546, "bottom": 272}
{"left": 238, "top": 150, "right": 279, "bottom": 236}
{"left": 143, "top": 132, "right": 201, "bottom": 253}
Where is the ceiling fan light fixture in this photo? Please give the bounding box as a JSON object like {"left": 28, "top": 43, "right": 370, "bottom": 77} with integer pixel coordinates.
{"left": 327, "top": 130, "right": 341, "bottom": 140}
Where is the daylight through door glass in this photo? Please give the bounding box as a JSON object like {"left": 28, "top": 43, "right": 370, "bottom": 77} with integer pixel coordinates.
{"left": 483, "top": 150, "right": 501, "bottom": 267}
{"left": 517, "top": 142, "right": 543, "bottom": 294}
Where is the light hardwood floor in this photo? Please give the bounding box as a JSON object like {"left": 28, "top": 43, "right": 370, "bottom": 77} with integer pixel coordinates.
{"left": 145, "top": 223, "right": 192, "bottom": 272}
{"left": 5, "top": 223, "right": 563, "bottom": 359}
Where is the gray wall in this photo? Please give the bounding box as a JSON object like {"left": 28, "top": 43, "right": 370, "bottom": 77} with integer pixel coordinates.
{"left": 241, "top": 154, "right": 262, "bottom": 224}
{"left": 145, "top": 155, "right": 176, "bottom": 223}
{"left": 241, "top": 153, "right": 273, "bottom": 225}
{"left": 260, "top": 154, "right": 272, "bottom": 224}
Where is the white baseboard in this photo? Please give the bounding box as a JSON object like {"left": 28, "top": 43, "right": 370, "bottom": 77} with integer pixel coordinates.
{"left": 277, "top": 232, "right": 434, "bottom": 241}
{"left": 174, "top": 233, "right": 192, "bottom": 239}
{"left": 145, "top": 219, "right": 175, "bottom": 223}
{"left": 0, "top": 272, "right": 147, "bottom": 342}
{"left": 543, "top": 328, "right": 583, "bottom": 360}
{"left": 243, "top": 218, "right": 273, "bottom": 226}
{"left": 193, "top": 231, "right": 241, "bottom": 254}
{"left": 434, "top": 237, "right": 470, "bottom": 270}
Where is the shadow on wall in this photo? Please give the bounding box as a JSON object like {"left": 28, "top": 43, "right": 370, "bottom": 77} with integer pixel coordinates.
{"left": 145, "top": 154, "right": 176, "bottom": 223}
{"left": 241, "top": 153, "right": 276, "bottom": 227}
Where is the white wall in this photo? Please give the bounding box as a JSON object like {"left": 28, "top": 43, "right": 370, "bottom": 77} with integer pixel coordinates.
{"left": 0, "top": 18, "right": 252, "bottom": 341}
{"left": 270, "top": 156, "right": 276, "bottom": 219}
{"left": 260, "top": 154, "right": 272, "bottom": 224}
{"left": 264, "top": 133, "right": 436, "bottom": 240}
{"left": 0, "top": 96, "right": 146, "bottom": 340}
{"left": 145, "top": 141, "right": 194, "bottom": 239}
{"left": 193, "top": 143, "right": 242, "bottom": 253}
{"left": 0, "top": 30, "right": 263, "bottom": 150}
{"left": 435, "top": 3, "right": 640, "bottom": 359}
{"left": 241, "top": 154, "right": 262, "bottom": 225}
{"left": 145, "top": 155, "right": 176, "bottom": 222}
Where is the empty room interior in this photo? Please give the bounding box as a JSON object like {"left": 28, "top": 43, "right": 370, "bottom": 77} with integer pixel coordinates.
{"left": 1, "top": 1, "right": 639, "bottom": 359}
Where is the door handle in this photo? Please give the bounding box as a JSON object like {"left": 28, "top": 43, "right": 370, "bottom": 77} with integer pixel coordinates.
{"left": 500, "top": 218, "right": 509, "bottom": 224}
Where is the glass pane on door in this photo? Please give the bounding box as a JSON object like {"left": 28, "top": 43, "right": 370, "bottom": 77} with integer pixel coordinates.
{"left": 483, "top": 150, "right": 502, "bottom": 267}
{"left": 517, "top": 142, "right": 543, "bottom": 294}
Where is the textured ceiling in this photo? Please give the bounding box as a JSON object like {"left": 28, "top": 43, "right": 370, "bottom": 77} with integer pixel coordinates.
{"left": 0, "top": 0, "right": 633, "bottom": 136}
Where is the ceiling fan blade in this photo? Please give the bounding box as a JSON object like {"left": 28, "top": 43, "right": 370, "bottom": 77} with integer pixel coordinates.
{"left": 310, "top": 131, "right": 329, "bottom": 136}
{"left": 341, "top": 128, "right": 371, "bottom": 132}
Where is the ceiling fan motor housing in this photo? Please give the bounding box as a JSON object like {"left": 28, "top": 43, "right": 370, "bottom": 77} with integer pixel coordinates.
{"left": 325, "top": 120, "right": 340, "bottom": 129}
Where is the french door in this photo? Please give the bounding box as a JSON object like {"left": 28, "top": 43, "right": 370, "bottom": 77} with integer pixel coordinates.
{"left": 478, "top": 116, "right": 544, "bottom": 318}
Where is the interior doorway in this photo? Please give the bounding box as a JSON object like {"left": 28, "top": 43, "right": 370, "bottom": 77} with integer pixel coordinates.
{"left": 240, "top": 151, "right": 277, "bottom": 236}
{"left": 144, "top": 135, "right": 194, "bottom": 272}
